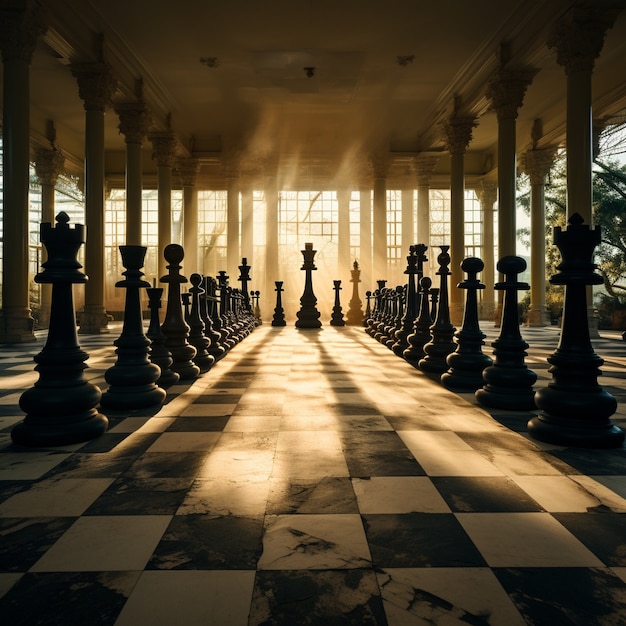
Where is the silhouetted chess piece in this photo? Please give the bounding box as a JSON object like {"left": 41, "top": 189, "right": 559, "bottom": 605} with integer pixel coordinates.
{"left": 346, "top": 260, "right": 364, "bottom": 325}
{"left": 429, "top": 287, "right": 439, "bottom": 322}
{"left": 251, "top": 290, "right": 262, "bottom": 325}
{"left": 528, "top": 214, "right": 624, "bottom": 448}
{"left": 441, "top": 257, "right": 493, "bottom": 391}
{"left": 419, "top": 246, "right": 456, "bottom": 373}
{"left": 403, "top": 277, "right": 433, "bottom": 366}
{"left": 364, "top": 291, "right": 372, "bottom": 328}
{"left": 146, "top": 285, "right": 180, "bottom": 387}
{"left": 187, "top": 273, "right": 215, "bottom": 372}
{"left": 160, "top": 244, "right": 200, "bottom": 380}
{"left": 181, "top": 292, "right": 191, "bottom": 322}
{"left": 296, "top": 242, "right": 322, "bottom": 328}
{"left": 100, "top": 246, "right": 166, "bottom": 409}
{"left": 204, "top": 276, "right": 227, "bottom": 360}
{"left": 272, "top": 281, "right": 287, "bottom": 327}
{"left": 393, "top": 246, "right": 420, "bottom": 356}
{"left": 386, "top": 285, "right": 404, "bottom": 349}
{"left": 12, "top": 212, "right": 108, "bottom": 446}
{"left": 217, "top": 271, "right": 237, "bottom": 349}
{"left": 476, "top": 256, "right": 536, "bottom": 410}
{"left": 367, "top": 280, "right": 386, "bottom": 336}
{"left": 330, "top": 280, "right": 346, "bottom": 326}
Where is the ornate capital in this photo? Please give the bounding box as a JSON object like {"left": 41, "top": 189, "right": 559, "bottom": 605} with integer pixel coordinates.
{"left": 116, "top": 102, "right": 152, "bottom": 145}
{"left": 520, "top": 148, "right": 557, "bottom": 185}
{"left": 0, "top": 1, "right": 46, "bottom": 63}
{"left": 34, "top": 146, "right": 65, "bottom": 186}
{"left": 442, "top": 116, "right": 476, "bottom": 155}
{"left": 476, "top": 181, "right": 498, "bottom": 208}
{"left": 176, "top": 158, "right": 200, "bottom": 187}
{"left": 71, "top": 62, "right": 117, "bottom": 112}
{"left": 149, "top": 132, "right": 178, "bottom": 168}
{"left": 548, "top": 3, "right": 622, "bottom": 75}
{"left": 486, "top": 69, "right": 536, "bottom": 121}
{"left": 412, "top": 155, "right": 439, "bottom": 186}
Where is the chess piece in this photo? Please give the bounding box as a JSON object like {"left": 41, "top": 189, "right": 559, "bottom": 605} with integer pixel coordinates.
{"left": 187, "top": 273, "right": 215, "bottom": 372}
{"left": 295, "top": 242, "right": 322, "bottom": 328}
{"left": 146, "top": 285, "right": 180, "bottom": 387}
{"left": 160, "top": 244, "right": 200, "bottom": 380}
{"left": 528, "top": 214, "right": 624, "bottom": 448}
{"left": 419, "top": 246, "right": 456, "bottom": 374}
{"left": 393, "top": 246, "right": 421, "bottom": 356}
{"left": 366, "top": 280, "right": 386, "bottom": 337}
{"left": 204, "top": 276, "right": 227, "bottom": 360}
{"left": 403, "top": 277, "right": 433, "bottom": 366}
{"left": 346, "top": 260, "right": 364, "bottom": 325}
{"left": 272, "top": 281, "right": 287, "bottom": 327}
{"left": 13, "top": 212, "right": 108, "bottom": 446}
{"left": 475, "top": 256, "right": 536, "bottom": 410}
{"left": 100, "top": 246, "right": 166, "bottom": 409}
{"left": 386, "top": 285, "right": 404, "bottom": 349}
{"left": 251, "top": 290, "right": 262, "bottom": 325}
{"left": 441, "top": 257, "right": 493, "bottom": 391}
{"left": 364, "top": 291, "right": 372, "bottom": 328}
{"left": 217, "top": 271, "right": 237, "bottom": 349}
{"left": 330, "top": 280, "right": 346, "bottom": 326}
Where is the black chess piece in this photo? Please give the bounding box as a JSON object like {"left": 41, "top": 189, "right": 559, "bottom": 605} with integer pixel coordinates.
{"left": 475, "top": 256, "right": 537, "bottom": 410}
{"left": 393, "top": 246, "right": 420, "bottom": 356}
{"left": 364, "top": 291, "right": 372, "bottom": 328}
{"left": 441, "top": 257, "right": 493, "bottom": 391}
{"left": 403, "top": 276, "right": 433, "bottom": 366}
{"left": 238, "top": 258, "right": 253, "bottom": 325}
{"left": 330, "top": 280, "right": 346, "bottom": 326}
{"left": 386, "top": 285, "right": 404, "bottom": 349}
{"left": 251, "top": 290, "right": 263, "bottom": 325}
{"left": 272, "top": 281, "right": 287, "bottom": 327}
{"left": 13, "top": 212, "right": 108, "bottom": 446}
{"left": 295, "top": 242, "right": 322, "bottom": 328}
{"left": 204, "top": 276, "right": 227, "bottom": 360}
{"left": 366, "top": 280, "right": 386, "bottom": 337}
{"left": 146, "top": 285, "right": 180, "bottom": 387}
{"left": 419, "top": 246, "right": 457, "bottom": 374}
{"left": 217, "top": 271, "right": 237, "bottom": 349}
{"left": 187, "top": 273, "right": 215, "bottom": 372}
{"left": 429, "top": 287, "right": 439, "bottom": 323}
{"left": 160, "top": 244, "right": 200, "bottom": 380}
{"left": 100, "top": 245, "right": 166, "bottom": 409}
{"left": 528, "top": 214, "right": 624, "bottom": 448}
{"left": 346, "top": 260, "right": 364, "bottom": 326}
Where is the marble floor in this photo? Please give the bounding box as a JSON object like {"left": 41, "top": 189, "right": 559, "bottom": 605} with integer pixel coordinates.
{"left": 1, "top": 320, "right": 625, "bottom": 625}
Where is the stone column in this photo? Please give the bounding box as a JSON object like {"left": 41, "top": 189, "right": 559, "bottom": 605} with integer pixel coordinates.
{"left": 337, "top": 187, "right": 352, "bottom": 278}
{"left": 443, "top": 115, "right": 476, "bottom": 325}
{"left": 222, "top": 156, "right": 240, "bottom": 279}
{"left": 521, "top": 146, "right": 556, "bottom": 327}
{"left": 72, "top": 62, "right": 117, "bottom": 335}
{"left": 0, "top": 2, "right": 45, "bottom": 342}
{"left": 116, "top": 100, "right": 151, "bottom": 246}
{"left": 177, "top": 158, "right": 200, "bottom": 272}
{"left": 359, "top": 186, "right": 372, "bottom": 289}
{"left": 476, "top": 181, "right": 497, "bottom": 321}
{"left": 34, "top": 144, "right": 65, "bottom": 329}
{"left": 264, "top": 174, "right": 279, "bottom": 308}
{"left": 401, "top": 188, "right": 414, "bottom": 254}
{"left": 413, "top": 155, "right": 438, "bottom": 253}
{"left": 371, "top": 154, "right": 389, "bottom": 280}
{"left": 241, "top": 185, "right": 254, "bottom": 263}
{"left": 150, "top": 132, "right": 178, "bottom": 280}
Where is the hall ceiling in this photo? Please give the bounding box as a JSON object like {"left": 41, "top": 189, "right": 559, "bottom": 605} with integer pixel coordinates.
{"left": 10, "top": 0, "right": 626, "bottom": 186}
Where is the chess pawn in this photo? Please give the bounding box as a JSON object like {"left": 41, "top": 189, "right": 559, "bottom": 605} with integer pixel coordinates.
{"left": 13, "top": 212, "right": 108, "bottom": 446}
{"left": 188, "top": 273, "right": 215, "bottom": 372}
{"left": 330, "top": 280, "right": 346, "bottom": 326}
{"left": 160, "top": 244, "right": 200, "bottom": 380}
{"left": 393, "top": 248, "right": 420, "bottom": 356}
{"left": 364, "top": 291, "right": 372, "bottom": 328}
{"left": 528, "top": 214, "right": 624, "bottom": 447}
{"left": 419, "top": 246, "right": 456, "bottom": 374}
{"left": 386, "top": 285, "right": 404, "bottom": 349}
{"left": 272, "top": 281, "right": 287, "bottom": 327}
{"left": 204, "top": 276, "right": 227, "bottom": 360}
{"left": 403, "top": 276, "right": 433, "bottom": 365}
{"left": 441, "top": 257, "right": 493, "bottom": 391}
{"left": 475, "top": 256, "right": 537, "bottom": 410}
{"left": 145, "top": 285, "right": 180, "bottom": 387}
{"left": 217, "top": 271, "right": 237, "bottom": 349}
{"left": 295, "top": 242, "right": 322, "bottom": 328}
{"left": 100, "top": 246, "right": 166, "bottom": 409}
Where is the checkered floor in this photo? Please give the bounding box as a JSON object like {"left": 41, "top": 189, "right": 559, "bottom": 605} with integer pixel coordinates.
{"left": 1, "top": 319, "right": 626, "bottom": 625}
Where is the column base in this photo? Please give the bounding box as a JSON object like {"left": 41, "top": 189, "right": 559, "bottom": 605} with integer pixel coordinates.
{"left": 0, "top": 307, "right": 37, "bottom": 343}
{"left": 526, "top": 305, "right": 549, "bottom": 327}
{"left": 78, "top": 305, "right": 111, "bottom": 335}
{"left": 479, "top": 300, "right": 495, "bottom": 323}
{"left": 449, "top": 301, "right": 464, "bottom": 327}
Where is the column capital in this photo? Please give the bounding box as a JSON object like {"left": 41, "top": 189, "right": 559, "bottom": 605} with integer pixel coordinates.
{"left": 548, "top": 3, "right": 622, "bottom": 74}
{"left": 486, "top": 69, "right": 536, "bottom": 121}
{"left": 71, "top": 62, "right": 117, "bottom": 112}
{"left": 176, "top": 158, "right": 200, "bottom": 187}
{"left": 115, "top": 101, "right": 152, "bottom": 145}
{"left": 0, "top": 1, "right": 46, "bottom": 63}
{"left": 412, "top": 155, "right": 439, "bottom": 186}
{"left": 369, "top": 153, "right": 390, "bottom": 178}
{"left": 220, "top": 151, "right": 242, "bottom": 179}
{"left": 34, "top": 146, "right": 65, "bottom": 186}
{"left": 476, "top": 181, "right": 498, "bottom": 207}
{"left": 442, "top": 116, "right": 476, "bottom": 155}
{"left": 149, "top": 132, "right": 178, "bottom": 168}
{"left": 520, "top": 147, "right": 557, "bottom": 185}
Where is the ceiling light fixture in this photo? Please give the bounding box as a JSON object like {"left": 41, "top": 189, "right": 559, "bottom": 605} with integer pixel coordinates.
{"left": 304, "top": 66, "right": 315, "bottom": 78}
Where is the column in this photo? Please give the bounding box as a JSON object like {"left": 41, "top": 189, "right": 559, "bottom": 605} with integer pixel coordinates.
{"left": 222, "top": 158, "right": 240, "bottom": 280}
{"left": 370, "top": 154, "right": 388, "bottom": 280}
{"left": 177, "top": 158, "right": 200, "bottom": 272}
{"left": 443, "top": 115, "right": 476, "bottom": 325}
{"left": 413, "top": 155, "right": 438, "bottom": 253}
{"left": 337, "top": 187, "right": 351, "bottom": 278}
{"left": 476, "top": 181, "right": 497, "bottom": 321}
{"left": 548, "top": 5, "right": 622, "bottom": 334}
{"left": 264, "top": 174, "right": 279, "bottom": 307}
{"left": 241, "top": 185, "right": 254, "bottom": 263}
{"left": 401, "top": 188, "right": 414, "bottom": 253}
{"left": 359, "top": 186, "right": 372, "bottom": 289}
{"left": 150, "top": 132, "right": 178, "bottom": 279}
{"left": 116, "top": 100, "right": 151, "bottom": 246}
{"left": 0, "top": 2, "right": 45, "bottom": 343}
{"left": 521, "top": 146, "right": 556, "bottom": 327}
{"left": 34, "top": 143, "right": 65, "bottom": 329}
{"left": 72, "top": 62, "right": 117, "bottom": 334}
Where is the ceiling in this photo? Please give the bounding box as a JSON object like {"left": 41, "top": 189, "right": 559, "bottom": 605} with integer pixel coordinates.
{"left": 8, "top": 0, "right": 626, "bottom": 188}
